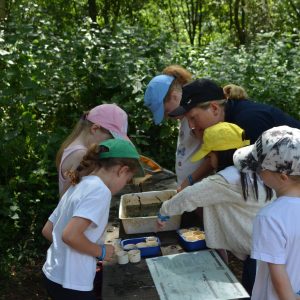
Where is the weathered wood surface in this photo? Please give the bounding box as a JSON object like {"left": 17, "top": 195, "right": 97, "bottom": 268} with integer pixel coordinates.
{"left": 103, "top": 223, "right": 184, "bottom": 299}
{"left": 102, "top": 174, "right": 178, "bottom": 299}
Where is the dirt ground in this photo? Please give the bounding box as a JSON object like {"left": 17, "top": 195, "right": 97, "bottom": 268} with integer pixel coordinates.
{"left": 1, "top": 253, "right": 243, "bottom": 300}
{"left": 1, "top": 174, "right": 244, "bottom": 299}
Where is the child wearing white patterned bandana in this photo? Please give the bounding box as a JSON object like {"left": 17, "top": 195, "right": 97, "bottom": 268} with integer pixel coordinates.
{"left": 234, "top": 125, "right": 300, "bottom": 300}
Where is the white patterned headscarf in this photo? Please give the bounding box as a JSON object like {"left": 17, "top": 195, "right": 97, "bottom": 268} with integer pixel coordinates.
{"left": 233, "top": 126, "right": 300, "bottom": 175}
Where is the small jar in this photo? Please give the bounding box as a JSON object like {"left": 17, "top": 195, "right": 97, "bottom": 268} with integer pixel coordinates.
{"left": 128, "top": 249, "right": 141, "bottom": 263}
{"left": 116, "top": 250, "right": 129, "bottom": 265}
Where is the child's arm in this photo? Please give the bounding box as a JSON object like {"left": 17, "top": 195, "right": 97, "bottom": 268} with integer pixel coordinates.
{"left": 42, "top": 220, "right": 54, "bottom": 242}
{"left": 269, "top": 263, "right": 297, "bottom": 300}
{"left": 178, "top": 158, "right": 213, "bottom": 191}
{"left": 62, "top": 216, "right": 114, "bottom": 260}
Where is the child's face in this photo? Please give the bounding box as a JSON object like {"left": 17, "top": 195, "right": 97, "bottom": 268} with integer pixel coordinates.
{"left": 206, "top": 152, "right": 218, "bottom": 170}
{"left": 259, "top": 169, "right": 279, "bottom": 190}
{"left": 185, "top": 103, "right": 224, "bottom": 139}
{"left": 164, "top": 90, "right": 182, "bottom": 118}
{"left": 90, "top": 125, "right": 113, "bottom": 144}
{"left": 110, "top": 166, "right": 134, "bottom": 195}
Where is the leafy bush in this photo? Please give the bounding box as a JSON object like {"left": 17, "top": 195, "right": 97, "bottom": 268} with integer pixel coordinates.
{"left": 1, "top": 2, "right": 300, "bottom": 280}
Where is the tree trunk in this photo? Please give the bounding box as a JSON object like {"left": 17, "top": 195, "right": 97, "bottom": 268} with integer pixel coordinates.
{"left": 228, "top": 0, "right": 233, "bottom": 30}
{"left": 234, "top": 0, "right": 246, "bottom": 45}
{"left": 166, "top": 0, "right": 180, "bottom": 42}
{"left": 0, "top": 0, "right": 6, "bottom": 20}
{"left": 179, "top": 0, "right": 202, "bottom": 46}
{"left": 197, "top": 0, "right": 202, "bottom": 47}
{"left": 102, "top": 0, "right": 110, "bottom": 27}
{"left": 88, "top": 0, "right": 97, "bottom": 23}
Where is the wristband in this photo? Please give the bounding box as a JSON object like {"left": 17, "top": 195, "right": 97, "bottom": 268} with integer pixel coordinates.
{"left": 187, "top": 174, "right": 194, "bottom": 186}
{"left": 96, "top": 244, "right": 106, "bottom": 261}
{"left": 157, "top": 212, "right": 170, "bottom": 222}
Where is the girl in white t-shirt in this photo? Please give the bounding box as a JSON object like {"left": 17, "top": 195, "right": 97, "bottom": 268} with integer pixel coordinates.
{"left": 42, "top": 139, "right": 143, "bottom": 300}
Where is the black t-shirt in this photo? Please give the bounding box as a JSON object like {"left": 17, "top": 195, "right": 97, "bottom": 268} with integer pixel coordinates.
{"left": 225, "top": 99, "right": 300, "bottom": 143}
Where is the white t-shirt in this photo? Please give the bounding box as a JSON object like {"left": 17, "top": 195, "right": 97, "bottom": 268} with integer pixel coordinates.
{"left": 176, "top": 117, "right": 203, "bottom": 186}
{"left": 43, "top": 176, "right": 111, "bottom": 291}
{"left": 251, "top": 196, "right": 300, "bottom": 300}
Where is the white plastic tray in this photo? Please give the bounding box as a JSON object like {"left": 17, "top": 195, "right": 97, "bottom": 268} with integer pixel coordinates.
{"left": 119, "top": 190, "right": 181, "bottom": 234}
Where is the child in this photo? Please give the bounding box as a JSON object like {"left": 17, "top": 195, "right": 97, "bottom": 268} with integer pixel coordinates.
{"left": 56, "top": 103, "right": 129, "bottom": 197}
{"left": 233, "top": 125, "right": 300, "bottom": 300}
{"left": 42, "top": 139, "right": 143, "bottom": 300}
{"left": 144, "top": 65, "right": 205, "bottom": 189}
{"left": 156, "top": 122, "right": 273, "bottom": 296}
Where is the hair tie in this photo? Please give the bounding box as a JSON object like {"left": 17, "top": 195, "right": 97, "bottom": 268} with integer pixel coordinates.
{"left": 99, "top": 145, "right": 109, "bottom": 153}
{"left": 81, "top": 112, "right": 88, "bottom": 120}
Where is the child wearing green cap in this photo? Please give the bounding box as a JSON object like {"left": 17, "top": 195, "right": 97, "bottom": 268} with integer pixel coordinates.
{"left": 157, "top": 122, "right": 274, "bottom": 297}
{"left": 42, "top": 139, "right": 143, "bottom": 300}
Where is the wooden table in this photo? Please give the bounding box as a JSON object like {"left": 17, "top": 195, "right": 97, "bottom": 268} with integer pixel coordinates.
{"left": 102, "top": 222, "right": 185, "bottom": 300}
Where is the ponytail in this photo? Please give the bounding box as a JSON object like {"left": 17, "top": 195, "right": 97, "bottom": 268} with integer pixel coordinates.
{"left": 67, "top": 143, "right": 140, "bottom": 185}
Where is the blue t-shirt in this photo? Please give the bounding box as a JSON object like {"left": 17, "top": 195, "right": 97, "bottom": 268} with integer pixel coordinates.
{"left": 225, "top": 99, "right": 300, "bottom": 143}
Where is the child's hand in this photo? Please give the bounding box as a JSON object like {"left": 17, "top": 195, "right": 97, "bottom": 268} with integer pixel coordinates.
{"left": 103, "top": 244, "right": 115, "bottom": 261}
{"left": 157, "top": 213, "right": 170, "bottom": 230}
{"left": 157, "top": 219, "right": 166, "bottom": 230}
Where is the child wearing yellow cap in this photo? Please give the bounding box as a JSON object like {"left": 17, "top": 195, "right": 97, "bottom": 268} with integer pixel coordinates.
{"left": 157, "top": 122, "right": 274, "bottom": 297}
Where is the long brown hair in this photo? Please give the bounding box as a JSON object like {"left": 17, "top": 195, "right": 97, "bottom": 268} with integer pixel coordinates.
{"left": 223, "top": 84, "right": 248, "bottom": 100}
{"left": 162, "top": 65, "right": 193, "bottom": 97}
{"left": 216, "top": 149, "right": 272, "bottom": 201}
{"left": 55, "top": 115, "right": 112, "bottom": 170}
{"left": 67, "top": 143, "right": 139, "bottom": 185}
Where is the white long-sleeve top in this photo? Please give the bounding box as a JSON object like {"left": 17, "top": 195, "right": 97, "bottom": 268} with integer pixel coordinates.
{"left": 160, "top": 166, "right": 274, "bottom": 260}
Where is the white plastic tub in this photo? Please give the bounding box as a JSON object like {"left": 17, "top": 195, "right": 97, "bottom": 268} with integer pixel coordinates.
{"left": 119, "top": 190, "right": 181, "bottom": 234}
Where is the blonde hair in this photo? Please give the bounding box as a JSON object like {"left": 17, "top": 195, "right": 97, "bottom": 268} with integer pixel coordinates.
{"left": 196, "top": 99, "right": 228, "bottom": 109}
{"left": 223, "top": 84, "right": 248, "bottom": 100}
{"left": 55, "top": 115, "right": 112, "bottom": 170}
{"left": 162, "top": 65, "right": 193, "bottom": 96}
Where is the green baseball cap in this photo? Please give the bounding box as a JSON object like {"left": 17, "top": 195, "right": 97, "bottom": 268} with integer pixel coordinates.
{"left": 99, "top": 139, "right": 144, "bottom": 177}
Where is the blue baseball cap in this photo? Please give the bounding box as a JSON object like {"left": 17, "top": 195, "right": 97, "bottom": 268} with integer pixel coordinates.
{"left": 144, "top": 75, "right": 175, "bottom": 125}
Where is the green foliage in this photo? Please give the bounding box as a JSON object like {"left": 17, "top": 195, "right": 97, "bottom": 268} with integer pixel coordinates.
{"left": 1, "top": 0, "right": 300, "bottom": 283}
{"left": 0, "top": 2, "right": 177, "bottom": 277}
{"left": 184, "top": 32, "right": 300, "bottom": 118}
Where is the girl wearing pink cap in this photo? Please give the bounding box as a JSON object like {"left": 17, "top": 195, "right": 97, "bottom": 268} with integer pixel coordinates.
{"left": 56, "top": 104, "right": 129, "bottom": 198}
{"left": 55, "top": 104, "right": 129, "bottom": 299}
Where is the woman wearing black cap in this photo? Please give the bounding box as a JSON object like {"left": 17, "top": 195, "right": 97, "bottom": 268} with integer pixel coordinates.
{"left": 169, "top": 78, "right": 300, "bottom": 143}
{"left": 168, "top": 78, "right": 300, "bottom": 296}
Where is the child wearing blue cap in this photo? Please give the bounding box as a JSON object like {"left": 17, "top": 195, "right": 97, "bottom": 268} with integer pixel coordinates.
{"left": 42, "top": 139, "right": 143, "bottom": 300}
{"left": 144, "top": 65, "right": 206, "bottom": 190}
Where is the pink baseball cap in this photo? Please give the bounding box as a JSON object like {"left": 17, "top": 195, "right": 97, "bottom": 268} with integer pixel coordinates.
{"left": 86, "top": 104, "right": 129, "bottom": 140}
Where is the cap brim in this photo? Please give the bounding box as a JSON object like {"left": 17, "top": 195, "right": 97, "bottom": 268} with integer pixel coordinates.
{"left": 168, "top": 106, "right": 187, "bottom": 117}
{"left": 233, "top": 144, "right": 259, "bottom": 173}
{"left": 191, "top": 148, "right": 210, "bottom": 162}
{"left": 152, "top": 103, "right": 164, "bottom": 125}
{"left": 135, "top": 160, "right": 145, "bottom": 178}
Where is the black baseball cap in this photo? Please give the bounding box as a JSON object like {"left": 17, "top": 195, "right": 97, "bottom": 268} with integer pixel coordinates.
{"left": 168, "top": 78, "right": 225, "bottom": 117}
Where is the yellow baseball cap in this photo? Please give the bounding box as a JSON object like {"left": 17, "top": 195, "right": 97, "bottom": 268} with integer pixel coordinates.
{"left": 191, "top": 122, "right": 250, "bottom": 162}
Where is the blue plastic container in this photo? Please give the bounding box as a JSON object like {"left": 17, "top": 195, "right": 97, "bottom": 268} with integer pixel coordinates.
{"left": 177, "top": 229, "right": 207, "bottom": 252}
{"left": 120, "top": 236, "right": 161, "bottom": 257}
